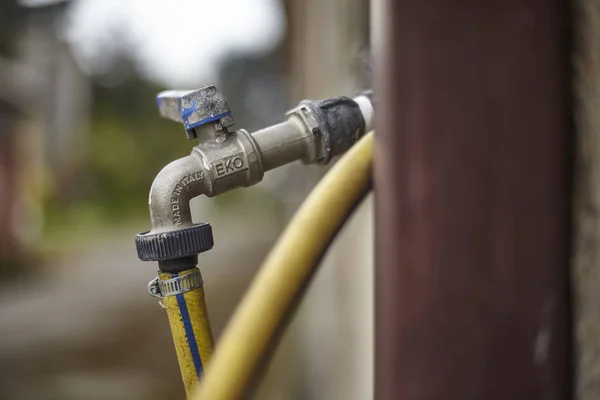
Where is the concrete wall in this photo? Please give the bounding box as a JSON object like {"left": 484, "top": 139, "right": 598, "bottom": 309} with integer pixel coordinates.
{"left": 256, "top": 1, "right": 373, "bottom": 398}
{"left": 574, "top": 1, "right": 600, "bottom": 398}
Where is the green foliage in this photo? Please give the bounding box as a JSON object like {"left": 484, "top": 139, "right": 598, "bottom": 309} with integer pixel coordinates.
{"left": 44, "top": 72, "right": 192, "bottom": 233}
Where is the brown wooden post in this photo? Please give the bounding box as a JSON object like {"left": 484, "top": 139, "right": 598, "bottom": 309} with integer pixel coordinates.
{"left": 374, "top": 0, "right": 570, "bottom": 399}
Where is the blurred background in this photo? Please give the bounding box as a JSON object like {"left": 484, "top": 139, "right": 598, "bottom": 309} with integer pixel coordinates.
{"left": 0, "top": 0, "right": 372, "bottom": 398}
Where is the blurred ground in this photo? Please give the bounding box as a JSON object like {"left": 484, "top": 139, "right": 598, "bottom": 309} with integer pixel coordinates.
{"left": 0, "top": 195, "right": 284, "bottom": 399}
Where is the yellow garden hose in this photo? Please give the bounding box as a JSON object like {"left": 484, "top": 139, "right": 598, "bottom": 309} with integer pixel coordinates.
{"left": 192, "top": 131, "right": 374, "bottom": 400}
{"left": 159, "top": 268, "right": 214, "bottom": 397}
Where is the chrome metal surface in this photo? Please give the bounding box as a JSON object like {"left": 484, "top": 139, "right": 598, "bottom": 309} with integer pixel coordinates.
{"left": 147, "top": 268, "right": 204, "bottom": 298}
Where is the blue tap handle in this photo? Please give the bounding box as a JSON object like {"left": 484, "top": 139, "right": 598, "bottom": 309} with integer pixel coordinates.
{"left": 156, "top": 86, "right": 233, "bottom": 136}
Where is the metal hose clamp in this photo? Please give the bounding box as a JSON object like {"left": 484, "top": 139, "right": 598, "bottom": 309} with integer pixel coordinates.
{"left": 148, "top": 268, "right": 203, "bottom": 298}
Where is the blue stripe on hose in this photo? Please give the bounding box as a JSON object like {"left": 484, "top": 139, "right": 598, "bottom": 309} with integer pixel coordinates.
{"left": 173, "top": 273, "right": 204, "bottom": 376}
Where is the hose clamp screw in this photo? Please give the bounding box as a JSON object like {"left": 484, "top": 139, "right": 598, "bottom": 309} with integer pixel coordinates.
{"left": 148, "top": 277, "right": 162, "bottom": 298}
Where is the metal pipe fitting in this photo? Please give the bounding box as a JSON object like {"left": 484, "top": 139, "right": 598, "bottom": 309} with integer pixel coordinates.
{"left": 136, "top": 86, "right": 373, "bottom": 271}
{"left": 251, "top": 119, "right": 311, "bottom": 172}
{"left": 135, "top": 85, "right": 373, "bottom": 395}
{"left": 148, "top": 154, "right": 205, "bottom": 233}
